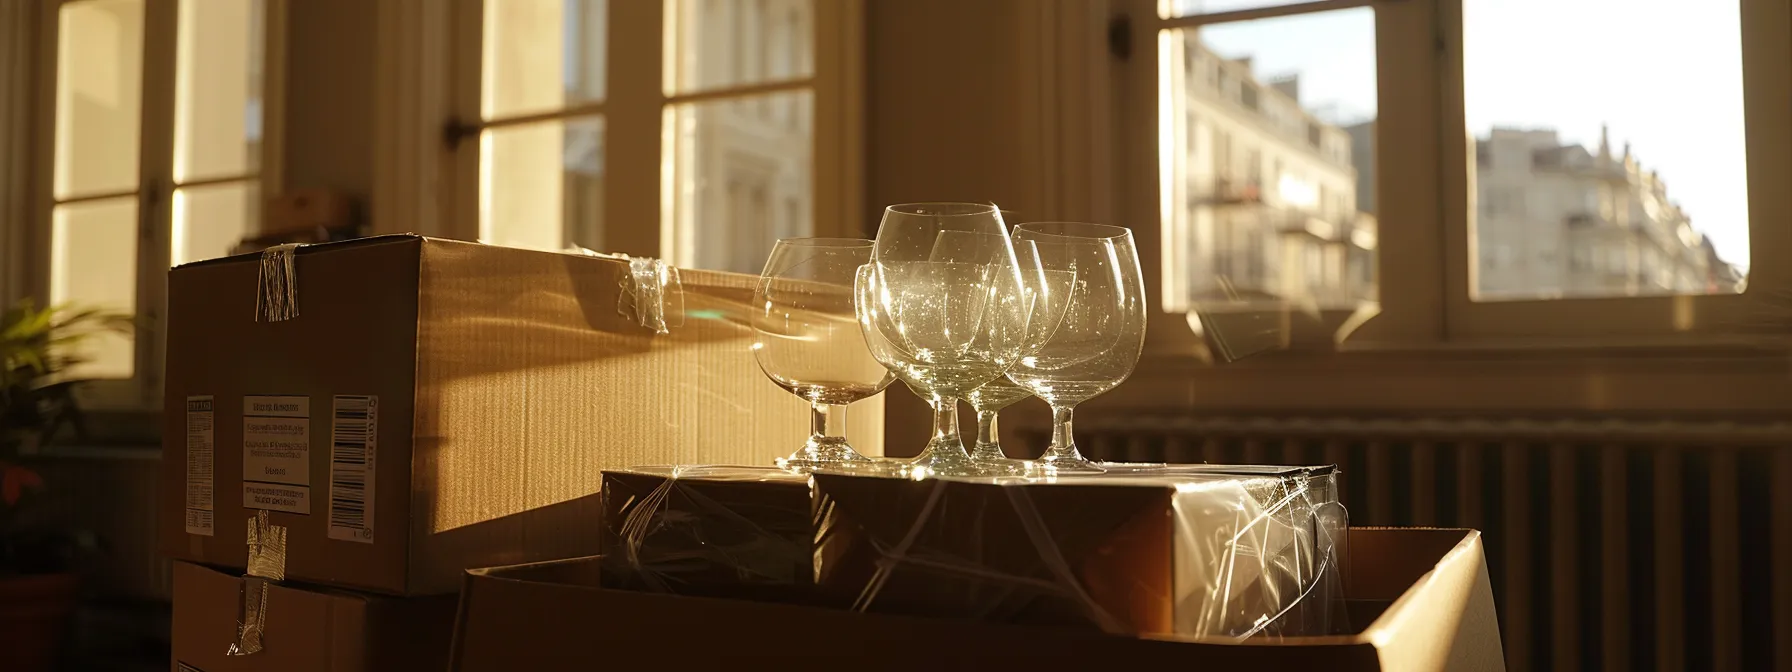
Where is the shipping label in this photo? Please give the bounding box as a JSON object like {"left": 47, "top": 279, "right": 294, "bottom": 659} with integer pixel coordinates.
{"left": 243, "top": 482, "right": 311, "bottom": 515}
{"left": 184, "top": 396, "right": 214, "bottom": 536}
{"left": 243, "top": 394, "right": 311, "bottom": 514}
{"left": 327, "top": 395, "right": 377, "bottom": 543}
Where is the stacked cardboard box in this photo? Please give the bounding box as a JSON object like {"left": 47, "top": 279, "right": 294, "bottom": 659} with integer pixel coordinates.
{"left": 160, "top": 237, "right": 849, "bottom": 669}
{"left": 599, "top": 464, "right": 1347, "bottom": 638}
{"left": 453, "top": 528, "right": 1504, "bottom": 670}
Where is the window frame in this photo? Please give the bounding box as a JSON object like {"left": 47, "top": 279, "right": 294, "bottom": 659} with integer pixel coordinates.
{"left": 441, "top": 0, "right": 864, "bottom": 265}
{"left": 18, "top": 0, "right": 286, "bottom": 411}
{"left": 1123, "top": 0, "right": 1792, "bottom": 356}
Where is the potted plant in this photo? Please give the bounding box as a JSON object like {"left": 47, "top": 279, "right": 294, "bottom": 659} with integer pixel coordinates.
{"left": 0, "top": 300, "right": 129, "bottom": 672}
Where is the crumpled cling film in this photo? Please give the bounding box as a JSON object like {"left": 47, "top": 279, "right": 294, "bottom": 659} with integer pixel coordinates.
{"left": 599, "top": 463, "right": 1345, "bottom": 639}
{"left": 227, "top": 510, "right": 288, "bottom": 656}
{"left": 254, "top": 243, "right": 303, "bottom": 322}
{"left": 810, "top": 465, "right": 1348, "bottom": 639}
{"left": 598, "top": 466, "right": 816, "bottom": 602}
{"left": 563, "top": 245, "right": 686, "bottom": 334}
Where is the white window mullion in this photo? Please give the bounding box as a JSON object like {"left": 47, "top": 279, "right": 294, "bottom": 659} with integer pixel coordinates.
{"left": 812, "top": 0, "right": 863, "bottom": 240}
{"left": 138, "top": 0, "right": 179, "bottom": 405}
{"left": 606, "top": 0, "right": 664, "bottom": 259}
{"left": 1340, "top": 0, "right": 1446, "bottom": 346}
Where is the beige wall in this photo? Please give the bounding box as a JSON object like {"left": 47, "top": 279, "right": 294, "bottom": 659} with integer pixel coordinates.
{"left": 863, "top": 0, "right": 1065, "bottom": 455}
{"left": 280, "top": 0, "right": 376, "bottom": 207}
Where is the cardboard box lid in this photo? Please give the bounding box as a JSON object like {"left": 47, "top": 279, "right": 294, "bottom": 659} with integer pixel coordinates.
{"left": 449, "top": 528, "right": 1503, "bottom": 670}
{"left": 172, "top": 561, "right": 456, "bottom": 672}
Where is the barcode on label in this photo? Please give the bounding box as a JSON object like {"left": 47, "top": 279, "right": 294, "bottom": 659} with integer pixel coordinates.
{"left": 327, "top": 395, "right": 376, "bottom": 543}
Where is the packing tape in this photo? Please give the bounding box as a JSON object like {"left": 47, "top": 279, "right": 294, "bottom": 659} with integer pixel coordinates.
{"left": 227, "top": 511, "right": 288, "bottom": 656}
{"left": 255, "top": 243, "right": 303, "bottom": 322}
{"left": 562, "top": 245, "right": 685, "bottom": 334}
{"left": 620, "top": 256, "right": 684, "bottom": 334}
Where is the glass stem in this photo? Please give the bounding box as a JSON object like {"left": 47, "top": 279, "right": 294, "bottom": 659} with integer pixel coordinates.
{"left": 810, "top": 402, "right": 847, "bottom": 444}
{"left": 932, "top": 397, "right": 959, "bottom": 442}
{"left": 1043, "top": 404, "right": 1084, "bottom": 462}
{"left": 974, "top": 410, "right": 1003, "bottom": 453}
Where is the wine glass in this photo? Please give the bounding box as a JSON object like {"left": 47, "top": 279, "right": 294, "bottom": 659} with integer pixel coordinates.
{"left": 862, "top": 203, "right": 1034, "bottom": 476}
{"left": 965, "top": 376, "right": 1034, "bottom": 470}
{"left": 752, "top": 238, "right": 897, "bottom": 471}
{"left": 1008, "top": 223, "right": 1147, "bottom": 473}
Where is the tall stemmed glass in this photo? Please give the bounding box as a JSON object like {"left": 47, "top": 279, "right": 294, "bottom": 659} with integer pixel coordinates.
{"left": 862, "top": 203, "right": 1034, "bottom": 476}
{"left": 753, "top": 238, "right": 897, "bottom": 471}
{"left": 1008, "top": 223, "right": 1147, "bottom": 473}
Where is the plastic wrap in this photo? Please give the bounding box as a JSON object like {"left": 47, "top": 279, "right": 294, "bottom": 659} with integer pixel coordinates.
{"left": 811, "top": 466, "right": 1346, "bottom": 638}
{"left": 599, "top": 463, "right": 1345, "bottom": 639}
{"left": 599, "top": 465, "right": 814, "bottom": 602}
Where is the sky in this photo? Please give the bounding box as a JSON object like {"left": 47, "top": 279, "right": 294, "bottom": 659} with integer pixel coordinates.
{"left": 1180, "top": 0, "right": 1751, "bottom": 269}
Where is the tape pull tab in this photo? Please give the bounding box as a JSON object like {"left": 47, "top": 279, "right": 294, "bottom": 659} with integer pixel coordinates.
{"left": 255, "top": 243, "right": 303, "bottom": 322}
{"left": 619, "top": 256, "right": 684, "bottom": 334}
{"left": 228, "top": 511, "right": 288, "bottom": 656}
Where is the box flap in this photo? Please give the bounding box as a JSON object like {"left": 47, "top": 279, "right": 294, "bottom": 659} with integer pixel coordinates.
{"left": 1355, "top": 529, "right": 1505, "bottom": 671}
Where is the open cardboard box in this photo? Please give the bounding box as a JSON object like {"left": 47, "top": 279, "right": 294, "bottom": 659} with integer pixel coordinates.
{"left": 449, "top": 528, "right": 1503, "bottom": 670}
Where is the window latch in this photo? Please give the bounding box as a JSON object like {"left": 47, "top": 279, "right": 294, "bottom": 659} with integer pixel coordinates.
{"left": 1108, "top": 14, "right": 1132, "bottom": 61}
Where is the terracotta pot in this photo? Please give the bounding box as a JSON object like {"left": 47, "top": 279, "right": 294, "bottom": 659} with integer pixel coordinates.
{"left": 0, "top": 572, "right": 79, "bottom": 672}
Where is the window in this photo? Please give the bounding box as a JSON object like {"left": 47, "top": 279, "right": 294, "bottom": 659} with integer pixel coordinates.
{"left": 1159, "top": 4, "right": 1377, "bottom": 314}
{"left": 1465, "top": 0, "right": 1747, "bottom": 303}
{"left": 1140, "top": 0, "right": 1790, "bottom": 346}
{"left": 32, "top": 0, "right": 272, "bottom": 401}
{"left": 456, "top": 0, "right": 851, "bottom": 275}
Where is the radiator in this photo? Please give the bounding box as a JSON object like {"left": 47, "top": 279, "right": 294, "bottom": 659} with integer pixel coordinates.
{"left": 1024, "top": 416, "right": 1792, "bottom": 672}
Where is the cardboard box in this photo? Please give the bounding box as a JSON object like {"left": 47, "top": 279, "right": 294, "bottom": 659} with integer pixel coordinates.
{"left": 809, "top": 468, "right": 1345, "bottom": 637}
{"left": 172, "top": 561, "right": 455, "bottom": 672}
{"left": 159, "top": 235, "right": 874, "bottom": 594}
{"left": 448, "top": 529, "right": 1503, "bottom": 670}
{"left": 598, "top": 466, "right": 813, "bottom": 602}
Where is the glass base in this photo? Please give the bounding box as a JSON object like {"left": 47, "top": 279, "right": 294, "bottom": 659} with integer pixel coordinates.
{"left": 776, "top": 438, "right": 872, "bottom": 474}
{"left": 905, "top": 435, "right": 978, "bottom": 478}
{"left": 967, "top": 442, "right": 1033, "bottom": 476}
{"left": 1035, "top": 455, "right": 1107, "bottom": 475}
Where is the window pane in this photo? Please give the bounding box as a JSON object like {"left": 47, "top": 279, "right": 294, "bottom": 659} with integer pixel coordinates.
{"left": 1163, "top": 9, "right": 1378, "bottom": 317}
{"left": 664, "top": 90, "right": 813, "bottom": 274}
{"left": 479, "top": 117, "right": 605, "bottom": 251}
{"left": 1466, "top": 0, "right": 1746, "bottom": 300}
{"left": 665, "top": 0, "right": 813, "bottom": 94}
{"left": 1161, "top": 0, "right": 1322, "bottom": 18}
{"left": 175, "top": 0, "right": 263, "bottom": 182}
{"left": 51, "top": 198, "right": 138, "bottom": 379}
{"left": 483, "top": 0, "right": 607, "bottom": 120}
{"left": 54, "top": 0, "right": 145, "bottom": 199}
{"left": 173, "top": 181, "right": 259, "bottom": 266}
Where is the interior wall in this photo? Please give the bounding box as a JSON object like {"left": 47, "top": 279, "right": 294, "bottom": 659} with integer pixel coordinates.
{"left": 864, "top": 0, "right": 1051, "bottom": 456}
{"left": 280, "top": 0, "right": 376, "bottom": 207}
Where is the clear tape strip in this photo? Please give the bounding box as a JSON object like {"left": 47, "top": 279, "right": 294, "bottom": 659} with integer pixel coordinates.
{"left": 565, "top": 246, "right": 686, "bottom": 334}
{"left": 254, "top": 243, "right": 303, "bottom": 322}
{"left": 228, "top": 510, "right": 288, "bottom": 657}
{"left": 621, "top": 257, "right": 683, "bottom": 334}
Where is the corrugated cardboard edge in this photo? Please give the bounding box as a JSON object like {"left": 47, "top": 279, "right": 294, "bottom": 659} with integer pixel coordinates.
{"left": 1357, "top": 528, "right": 1505, "bottom": 671}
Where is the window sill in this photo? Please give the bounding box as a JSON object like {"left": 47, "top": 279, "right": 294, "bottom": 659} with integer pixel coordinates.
{"left": 1115, "top": 332, "right": 1792, "bottom": 416}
